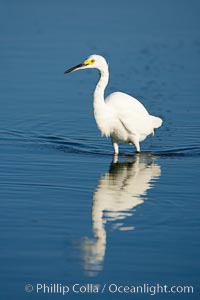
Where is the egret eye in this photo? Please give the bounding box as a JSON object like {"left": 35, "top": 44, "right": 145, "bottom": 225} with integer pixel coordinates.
{"left": 82, "top": 59, "right": 95, "bottom": 65}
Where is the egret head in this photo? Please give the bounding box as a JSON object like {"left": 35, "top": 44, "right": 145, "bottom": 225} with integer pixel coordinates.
{"left": 64, "top": 54, "right": 108, "bottom": 74}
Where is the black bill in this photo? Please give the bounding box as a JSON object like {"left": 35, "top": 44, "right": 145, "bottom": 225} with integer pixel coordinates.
{"left": 64, "top": 63, "right": 84, "bottom": 74}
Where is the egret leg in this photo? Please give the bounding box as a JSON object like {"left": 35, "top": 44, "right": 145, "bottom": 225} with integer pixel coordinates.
{"left": 135, "top": 143, "right": 140, "bottom": 153}
{"left": 111, "top": 139, "right": 119, "bottom": 155}
{"left": 130, "top": 135, "right": 140, "bottom": 153}
{"left": 112, "top": 154, "right": 119, "bottom": 164}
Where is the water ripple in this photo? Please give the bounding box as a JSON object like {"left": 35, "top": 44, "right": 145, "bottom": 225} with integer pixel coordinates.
{"left": 152, "top": 146, "right": 200, "bottom": 157}
{"left": 0, "top": 130, "right": 200, "bottom": 157}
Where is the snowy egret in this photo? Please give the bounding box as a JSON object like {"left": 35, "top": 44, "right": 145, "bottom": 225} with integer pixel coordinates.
{"left": 64, "top": 54, "right": 163, "bottom": 154}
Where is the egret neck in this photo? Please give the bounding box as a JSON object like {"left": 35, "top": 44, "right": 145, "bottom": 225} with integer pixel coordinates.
{"left": 93, "top": 64, "right": 110, "bottom": 137}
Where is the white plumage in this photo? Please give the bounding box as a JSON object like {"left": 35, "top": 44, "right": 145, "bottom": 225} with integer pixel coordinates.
{"left": 64, "top": 54, "right": 163, "bottom": 154}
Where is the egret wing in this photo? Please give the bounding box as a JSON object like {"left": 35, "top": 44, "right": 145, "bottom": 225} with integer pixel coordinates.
{"left": 106, "top": 92, "right": 153, "bottom": 135}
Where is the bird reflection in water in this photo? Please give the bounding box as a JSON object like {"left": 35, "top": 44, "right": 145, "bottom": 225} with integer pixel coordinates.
{"left": 81, "top": 154, "right": 161, "bottom": 276}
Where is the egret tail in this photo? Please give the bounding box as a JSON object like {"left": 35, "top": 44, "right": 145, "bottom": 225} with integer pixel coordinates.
{"left": 151, "top": 116, "right": 163, "bottom": 129}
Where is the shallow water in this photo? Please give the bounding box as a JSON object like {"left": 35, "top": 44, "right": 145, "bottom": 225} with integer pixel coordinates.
{"left": 0, "top": 0, "right": 200, "bottom": 299}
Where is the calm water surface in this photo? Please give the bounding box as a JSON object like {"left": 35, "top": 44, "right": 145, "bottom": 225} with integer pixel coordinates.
{"left": 0, "top": 0, "right": 200, "bottom": 299}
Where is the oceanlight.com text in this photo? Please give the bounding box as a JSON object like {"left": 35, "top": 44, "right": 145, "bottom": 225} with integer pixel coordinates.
{"left": 25, "top": 282, "right": 194, "bottom": 296}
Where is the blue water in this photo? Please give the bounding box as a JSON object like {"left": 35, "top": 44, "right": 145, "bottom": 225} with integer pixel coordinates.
{"left": 0, "top": 0, "right": 200, "bottom": 299}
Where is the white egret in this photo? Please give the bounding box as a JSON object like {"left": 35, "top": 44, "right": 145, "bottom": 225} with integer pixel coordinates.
{"left": 64, "top": 54, "right": 163, "bottom": 154}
